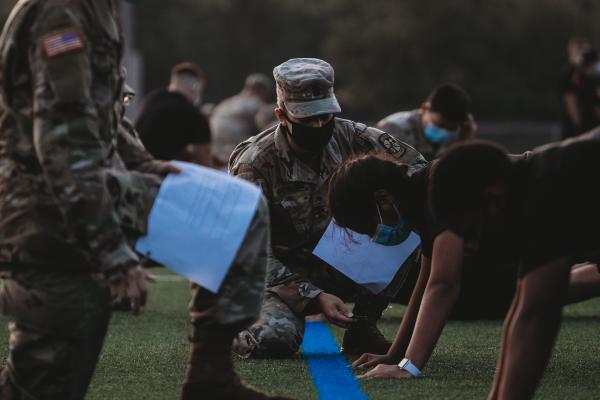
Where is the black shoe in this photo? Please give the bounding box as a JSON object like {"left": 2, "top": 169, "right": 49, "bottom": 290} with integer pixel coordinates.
{"left": 341, "top": 320, "right": 391, "bottom": 355}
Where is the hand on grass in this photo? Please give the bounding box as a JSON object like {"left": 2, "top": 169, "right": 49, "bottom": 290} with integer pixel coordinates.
{"left": 317, "top": 292, "right": 354, "bottom": 329}
{"left": 353, "top": 353, "right": 396, "bottom": 370}
{"left": 357, "top": 364, "right": 413, "bottom": 380}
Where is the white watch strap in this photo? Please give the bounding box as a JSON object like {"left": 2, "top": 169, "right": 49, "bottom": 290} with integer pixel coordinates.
{"left": 398, "top": 358, "right": 422, "bottom": 378}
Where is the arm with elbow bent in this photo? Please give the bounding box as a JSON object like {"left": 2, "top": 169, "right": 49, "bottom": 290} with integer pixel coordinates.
{"left": 358, "top": 230, "right": 464, "bottom": 379}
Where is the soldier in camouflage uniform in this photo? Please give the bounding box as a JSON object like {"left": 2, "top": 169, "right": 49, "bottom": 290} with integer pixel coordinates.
{"left": 0, "top": 0, "right": 159, "bottom": 398}
{"left": 377, "top": 83, "right": 477, "bottom": 161}
{"left": 229, "top": 58, "right": 427, "bottom": 359}
{"left": 117, "top": 114, "right": 290, "bottom": 400}
{"left": 118, "top": 83, "right": 291, "bottom": 400}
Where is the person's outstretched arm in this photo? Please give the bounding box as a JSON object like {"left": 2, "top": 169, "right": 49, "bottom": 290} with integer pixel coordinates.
{"left": 359, "top": 230, "right": 464, "bottom": 379}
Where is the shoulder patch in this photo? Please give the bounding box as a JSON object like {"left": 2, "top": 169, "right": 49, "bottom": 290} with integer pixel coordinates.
{"left": 378, "top": 132, "right": 408, "bottom": 158}
{"left": 42, "top": 29, "right": 84, "bottom": 58}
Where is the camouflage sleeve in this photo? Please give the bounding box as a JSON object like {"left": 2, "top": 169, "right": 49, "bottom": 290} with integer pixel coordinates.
{"left": 117, "top": 118, "right": 173, "bottom": 176}
{"left": 265, "top": 258, "right": 324, "bottom": 314}
{"left": 354, "top": 125, "right": 427, "bottom": 169}
{"left": 230, "top": 162, "right": 323, "bottom": 314}
{"left": 29, "top": 7, "right": 137, "bottom": 275}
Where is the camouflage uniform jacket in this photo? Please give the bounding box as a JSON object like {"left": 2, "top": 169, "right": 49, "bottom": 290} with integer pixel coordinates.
{"left": 377, "top": 109, "right": 440, "bottom": 161}
{"left": 0, "top": 0, "right": 155, "bottom": 276}
{"left": 210, "top": 93, "right": 266, "bottom": 164}
{"left": 229, "top": 118, "right": 427, "bottom": 313}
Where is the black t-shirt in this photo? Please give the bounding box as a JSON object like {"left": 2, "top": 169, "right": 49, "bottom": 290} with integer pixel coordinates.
{"left": 134, "top": 89, "right": 211, "bottom": 160}
{"left": 508, "top": 127, "right": 600, "bottom": 273}
{"left": 411, "top": 130, "right": 600, "bottom": 272}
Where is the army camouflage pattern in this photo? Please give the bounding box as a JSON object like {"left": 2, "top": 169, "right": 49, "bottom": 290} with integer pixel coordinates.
{"left": 234, "top": 291, "right": 304, "bottom": 358}
{"left": 230, "top": 118, "right": 425, "bottom": 357}
{"left": 189, "top": 196, "right": 270, "bottom": 333}
{"left": 230, "top": 118, "right": 426, "bottom": 315}
{"left": 0, "top": 0, "right": 153, "bottom": 277}
{"left": 0, "top": 1, "right": 157, "bottom": 398}
{"left": 116, "top": 117, "right": 270, "bottom": 330}
{"left": 112, "top": 106, "right": 271, "bottom": 331}
{"left": 0, "top": 270, "right": 112, "bottom": 400}
{"left": 232, "top": 248, "right": 419, "bottom": 358}
{"left": 377, "top": 109, "right": 440, "bottom": 161}
{"left": 272, "top": 58, "right": 341, "bottom": 119}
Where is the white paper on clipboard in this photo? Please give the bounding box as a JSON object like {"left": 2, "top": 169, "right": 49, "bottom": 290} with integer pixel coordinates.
{"left": 135, "top": 161, "right": 261, "bottom": 293}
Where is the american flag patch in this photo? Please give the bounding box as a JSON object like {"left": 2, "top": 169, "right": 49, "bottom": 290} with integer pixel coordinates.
{"left": 42, "top": 30, "right": 85, "bottom": 58}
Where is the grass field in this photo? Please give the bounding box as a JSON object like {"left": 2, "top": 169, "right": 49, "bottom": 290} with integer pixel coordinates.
{"left": 1, "top": 268, "right": 599, "bottom": 399}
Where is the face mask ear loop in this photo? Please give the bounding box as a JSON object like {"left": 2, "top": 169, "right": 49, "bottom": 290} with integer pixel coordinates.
{"left": 375, "top": 200, "right": 384, "bottom": 225}
{"left": 392, "top": 204, "right": 405, "bottom": 229}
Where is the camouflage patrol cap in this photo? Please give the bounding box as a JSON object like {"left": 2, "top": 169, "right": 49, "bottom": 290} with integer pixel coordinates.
{"left": 273, "top": 58, "right": 341, "bottom": 119}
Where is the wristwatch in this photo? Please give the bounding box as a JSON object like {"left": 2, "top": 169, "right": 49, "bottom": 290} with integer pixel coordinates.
{"left": 398, "top": 358, "right": 422, "bottom": 378}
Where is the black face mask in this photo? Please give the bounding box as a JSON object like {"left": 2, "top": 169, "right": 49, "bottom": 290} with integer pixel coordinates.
{"left": 287, "top": 117, "right": 335, "bottom": 153}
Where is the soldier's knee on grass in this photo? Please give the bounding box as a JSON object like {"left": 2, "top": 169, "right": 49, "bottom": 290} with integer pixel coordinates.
{"left": 234, "top": 322, "right": 303, "bottom": 359}
{"left": 256, "top": 331, "right": 302, "bottom": 358}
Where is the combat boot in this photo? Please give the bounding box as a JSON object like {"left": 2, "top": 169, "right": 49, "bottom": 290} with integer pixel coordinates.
{"left": 340, "top": 317, "right": 391, "bottom": 355}
{"left": 180, "top": 327, "right": 295, "bottom": 400}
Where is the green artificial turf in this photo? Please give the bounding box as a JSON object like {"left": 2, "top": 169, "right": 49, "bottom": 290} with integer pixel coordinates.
{"left": 1, "top": 268, "right": 599, "bottom": 399}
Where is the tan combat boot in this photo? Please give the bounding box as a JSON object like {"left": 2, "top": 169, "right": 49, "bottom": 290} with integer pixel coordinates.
{"left": 180, "top": 328, "right": 295, "bottom": 400}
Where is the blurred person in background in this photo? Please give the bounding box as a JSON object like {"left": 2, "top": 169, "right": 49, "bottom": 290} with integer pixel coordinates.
{"left": 560, "top": 38, "right": 600, "bottom": 138}
{"left": 135, "top": 62, "right": 212, "bottom": 165}
{"left": 229, "top": 58, "right": 427, "bottom": 359}
{"left": 254, "top": 103, "right": 279, "bottom": 132}
{"left": 377, "top": 83, "right": 476, "bottom": 161}
{"left": 210, "top": 73, "right": 273, "bottom": 169}
{"left": 566, "top": 37, "right": 591, "bottom": 67}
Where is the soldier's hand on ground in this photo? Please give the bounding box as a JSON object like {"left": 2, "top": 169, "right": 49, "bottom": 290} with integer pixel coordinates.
{"left": 357, "top": 363, "right": 412, "bottom": 380}
{"left": 317, "top": 292, "right": 354, "bottom": 328}
{"left": 352, "top": 353, "right": 394, "bottom": 370}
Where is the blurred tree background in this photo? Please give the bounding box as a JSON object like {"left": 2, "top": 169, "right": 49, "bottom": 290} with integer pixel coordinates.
{"left": 2, "top": 0, "right": 600, "bottom": 121}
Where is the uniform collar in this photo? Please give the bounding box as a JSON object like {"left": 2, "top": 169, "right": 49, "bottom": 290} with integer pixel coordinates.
{"left": 274, "top": 120, "right": 343, "bottom": 185}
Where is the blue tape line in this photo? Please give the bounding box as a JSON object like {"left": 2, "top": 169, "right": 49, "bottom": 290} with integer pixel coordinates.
{"left": 301, "top": 321, "right": 368, "bottom": 400}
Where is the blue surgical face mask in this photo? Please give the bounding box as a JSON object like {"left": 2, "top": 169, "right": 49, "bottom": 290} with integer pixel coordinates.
{"left": 372, "top": 203, "right": 412, "bottom": 246}
{"left": 424, "top": 122, "right": 452, "bottom": 144}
